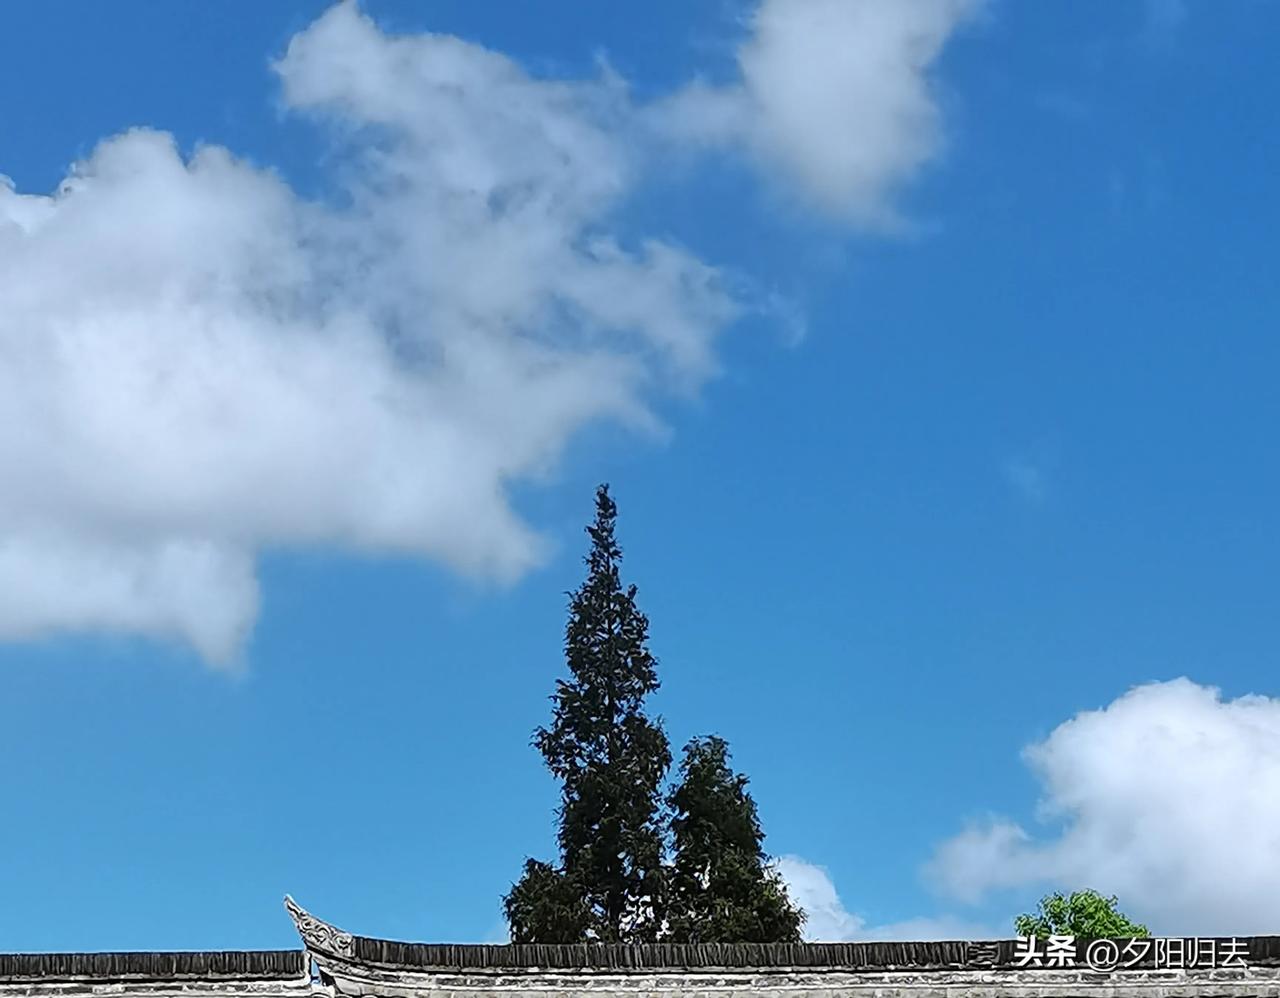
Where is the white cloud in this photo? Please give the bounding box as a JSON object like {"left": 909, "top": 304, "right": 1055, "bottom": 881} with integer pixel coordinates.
{"left": 926, "top": 679, "right": 1280, "bottom": 935}
{"left": 776, "top": 856, "right": 1003, "bottom": 941}
{"left": 653, "top": 0, "right": 981, "bottom": 226}
{"left": 0, "top": 3, "right": 735, "bottom": 666}
{"left": 0, "top": 0, "right": 976, "bottom": 666}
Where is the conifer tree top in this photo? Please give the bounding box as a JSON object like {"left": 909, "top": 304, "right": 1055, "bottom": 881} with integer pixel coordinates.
{"left": 509, "top": 484, "right": 670, "bottom": 944}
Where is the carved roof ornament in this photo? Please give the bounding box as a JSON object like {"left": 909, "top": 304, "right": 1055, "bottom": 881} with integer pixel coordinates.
{"left": 283, "top": 895, "right": 355, "bottom": 961}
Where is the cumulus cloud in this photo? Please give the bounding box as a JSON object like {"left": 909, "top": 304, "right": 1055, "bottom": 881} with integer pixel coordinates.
{"left": 0, "top": 3, "right": 736, "bottom": 665}
{"left": 926, "top": 679, "right": 1280, "bottom": 935}
{"left": 776, "top": 856, "right": 1003, "bottom": 941}
{"left": 0, "top": 0, "right": 975, "bottom": 665}
{"left": 653, "top": 0, "right": 981, "bottom": 225}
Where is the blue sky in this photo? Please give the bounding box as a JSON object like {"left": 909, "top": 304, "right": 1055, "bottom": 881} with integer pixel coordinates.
{"left": 2, "top": 0, "right": 1279, "bottom": 952}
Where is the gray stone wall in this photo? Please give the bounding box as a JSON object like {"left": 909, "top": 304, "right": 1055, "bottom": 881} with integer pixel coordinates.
{"left": 312, "top": 961, "right": 1280, "bottom": 998}
{"left": 6, "top": 957, "right": 1280, "bottom": 998}
{"left": 0, "top": 977, "right": 312, "bottom": 998}
{"left": 0, "top": 951, "right": 312, "bottom": 998}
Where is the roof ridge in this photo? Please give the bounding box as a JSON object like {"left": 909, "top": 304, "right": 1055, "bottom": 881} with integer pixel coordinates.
{"left": 0, "top": 950, "right": 308, "bottom": 982}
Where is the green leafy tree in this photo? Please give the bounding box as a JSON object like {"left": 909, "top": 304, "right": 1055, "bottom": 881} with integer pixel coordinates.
{"left": 504, "top": 485, "right": 671, "bottom": 943}
{"left": 665, "top": 736, "right": 804, "bottom": 943}
{"left": 1014, "top": 890, "right": 1149, "bottom": 938}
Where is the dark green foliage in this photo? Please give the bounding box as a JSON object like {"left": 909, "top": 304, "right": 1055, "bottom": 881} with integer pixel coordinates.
{"left": 502, "top": 859, "right": 589, "bottom": 944}
{"left": 505, "top": 486, "right": 802, "bottom": 943}
{"left": 505, "top": 485, "right": 671, "bottom": 942}
{"left": 665, "top": 736, "right": 804, "bottom": 943}
{"left": 1014, "top": 890, "right": 1149, "bottom": 938}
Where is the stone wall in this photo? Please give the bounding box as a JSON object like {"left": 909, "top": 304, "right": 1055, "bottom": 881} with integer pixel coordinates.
{"left": 0, "top": 951, "right": 312, "bottom": 998}
{"left": 312, "top": 960, "right": 1280, "bottom": 998}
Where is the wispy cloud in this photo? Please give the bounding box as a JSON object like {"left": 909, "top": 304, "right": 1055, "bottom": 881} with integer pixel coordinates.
{"left": 776, "top": 856, "right": 1005, "bottom": 941}
{"left": 651, "top": 0, "right": 984, "bottom": 228}
{"left": 1141, "top": 0, "right": 1189, "bottom": 50}
{"left": 1003, "top": 458, "right": 1048, "bottom": 504}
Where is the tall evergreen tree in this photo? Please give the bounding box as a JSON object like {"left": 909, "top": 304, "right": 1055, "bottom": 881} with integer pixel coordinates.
{"left": 504, "top": 485, "right": 671, "bottom": 943}
{"left": 665, "top": 736, "right": 804, "bottom": 943}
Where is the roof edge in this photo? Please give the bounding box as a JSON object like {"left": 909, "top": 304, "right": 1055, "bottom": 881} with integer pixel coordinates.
{"left": 285, "top": 894, "right": 355, "bottom": 960}
{"left": 0, "top": 950, "right": 307, "bottom": 983}
{"left": 282, "top": 899, "right": 1280, "bottom": 973}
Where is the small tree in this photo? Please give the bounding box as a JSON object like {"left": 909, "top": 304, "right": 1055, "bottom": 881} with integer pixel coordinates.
{"left": 665, "top": 736, "right": 804, "bottom": 943}
{"left": 504, "top": 485, "right": 671, "bottom": 943}
{"left": 1014, "top": 890, "right": 1149, "bottom": 938}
